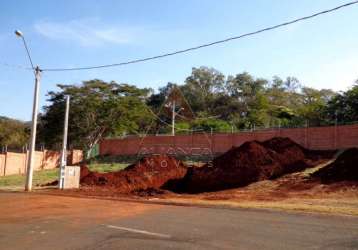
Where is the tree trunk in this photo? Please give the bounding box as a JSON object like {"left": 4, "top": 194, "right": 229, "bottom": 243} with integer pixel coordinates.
{"left": 86, "top": 147, "right": 93, "bottom": 160}
{"left": 86, "top": 133, "right": 103, "bottom": 159}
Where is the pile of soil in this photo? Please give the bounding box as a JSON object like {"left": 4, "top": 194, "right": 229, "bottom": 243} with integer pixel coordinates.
{"left": 312, "top": 148, "right": 358, "bottom": 183}
{"left": 80, "top": 155, "right": 187, "bottom": 194}
{"left": 165, "top": 137, "right": 335, "bottom": 193}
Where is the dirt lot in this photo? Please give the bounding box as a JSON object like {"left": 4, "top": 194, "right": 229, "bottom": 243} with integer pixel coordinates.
{"left": 5, "top": 137, "right": 357, "bottom": 216}
{"left": 45, "top": 163, "right": 358, "bottom": 216}
{"left": 41, "top": 138, "right": 358, "bottom": 216}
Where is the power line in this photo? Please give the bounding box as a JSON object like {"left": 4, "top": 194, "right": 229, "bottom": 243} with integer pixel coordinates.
{"left": 41, "top": 1, "right": 358, "bottom": 72}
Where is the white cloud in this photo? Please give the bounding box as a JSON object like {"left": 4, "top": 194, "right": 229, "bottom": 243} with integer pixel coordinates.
{"left": 34, "top": 19, "right": 135, "bottom": 47}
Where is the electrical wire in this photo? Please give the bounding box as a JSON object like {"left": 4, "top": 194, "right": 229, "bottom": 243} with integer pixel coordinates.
{"left": 145, "top": 105, "right": 196, "bottom": 132}
{"left": 41, "top": 1, "right": 358, "bottom": 72}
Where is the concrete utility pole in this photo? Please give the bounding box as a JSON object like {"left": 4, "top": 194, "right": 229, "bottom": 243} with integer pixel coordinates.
{"left": 59, "top": 95, "right": 70, "bottom": 189}
{"left": 25, "top": 66, "right": 41, "bottom": 191}
{"left": 15, "top": 29, "right": 41, "bottom": 191}
{"left": 170, "top": 100, "right": 185, "bottom": 136}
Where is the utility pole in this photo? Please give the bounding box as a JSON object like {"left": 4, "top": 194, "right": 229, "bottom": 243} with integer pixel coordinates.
{"left": 172, "top": 100, "right": 176, "bottom": 136}
{"left": 15, "top": 30, "right": 40, "bottom": 192}
{"left": 59, "top": 95, "right": 70, "bottom": 189}
{"left": 165, "top": 86, "right": 192, "bottom": 137}
{"left": 25, "top": 66, "right": 41, "bottom": 191}
{"left": 334, "top": 110, "right": 338, "bottom": 149}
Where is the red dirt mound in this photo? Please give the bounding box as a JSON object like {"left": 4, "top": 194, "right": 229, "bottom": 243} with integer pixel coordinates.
{"left": 80, "top": 155, "right": 187, "bottom": 193}
{"left": 80, "top": 165, "right": 91, "bottom": 179}
{"left": 166, "top": 137, "right": 335, "bottom": 193}
{"left": 312, "top": 148, "right": 358, "bottom": 183}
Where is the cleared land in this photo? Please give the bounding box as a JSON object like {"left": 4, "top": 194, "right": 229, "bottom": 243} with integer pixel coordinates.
{"left": 44, "top": 137, "right": 357, "bottom": 216}
{"left": 2, "top": 138, "right": 357, "bottom": 215}
{"left": 48, "top": 165, "right": 358, "bottom": 216}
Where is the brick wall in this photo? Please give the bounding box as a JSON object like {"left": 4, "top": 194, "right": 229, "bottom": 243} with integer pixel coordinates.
{"left": 0, "top": 149, "right": 83, "bottom": 177}
{"left": 100, "top": 124, "right": 358, "bottom": 156}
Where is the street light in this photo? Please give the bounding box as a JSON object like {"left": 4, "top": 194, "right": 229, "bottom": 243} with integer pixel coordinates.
{"left": 15, "top": 30, "right": 34, "bottom": 70}
{"left": 15, "top": 30, "right": 41, "bottom": 191}
{"left": 15, "top": 30, "right": 23, "bottom": 37}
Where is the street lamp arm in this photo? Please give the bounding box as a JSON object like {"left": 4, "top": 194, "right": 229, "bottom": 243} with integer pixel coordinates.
{"left": 21, "top": 36, "right": 35, "bottom": 70}
{"left": 14, "top": 30, "right": 35, "bottom": 71}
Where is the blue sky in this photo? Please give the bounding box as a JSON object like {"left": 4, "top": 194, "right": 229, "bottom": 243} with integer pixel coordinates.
{"left": 0, "top": 0, "right": 357, "bottom": 121}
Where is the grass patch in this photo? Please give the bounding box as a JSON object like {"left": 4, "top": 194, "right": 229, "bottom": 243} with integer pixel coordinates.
{"left": 0, "top": 163, "right": 129, "bottom": 188}
{"left": 88, "top": 154, "right": 216, "bottom": 166}
{"left": 88, "top": 163, "right": 129, "bottom": 173}
{"left": 0, "top": 169, "right": 58, "bottom": 188}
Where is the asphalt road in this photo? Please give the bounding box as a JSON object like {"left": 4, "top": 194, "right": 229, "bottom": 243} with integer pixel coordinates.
{"left": 0, "top": 192, "right": 357, "bottom": 250}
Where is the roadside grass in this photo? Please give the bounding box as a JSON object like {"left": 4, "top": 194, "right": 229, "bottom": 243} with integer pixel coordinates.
{"left": 0, "top": 169, "right": 58, "bottom": 188}
{"left": 0, "top": 163, "right": 129, "bottom": 188}
{"left": 87, "top": 163, "right": 129, "bottom": 173}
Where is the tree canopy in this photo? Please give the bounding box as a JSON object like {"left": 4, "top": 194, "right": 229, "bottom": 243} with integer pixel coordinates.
{"left": 39, "top": 80, "right": 153, "bottom": 157}
{"left": 0, "top": 116, "right": 29, "bottom": 149}
{"left": 19, "top": 66, "right": 356, "bottom": 155}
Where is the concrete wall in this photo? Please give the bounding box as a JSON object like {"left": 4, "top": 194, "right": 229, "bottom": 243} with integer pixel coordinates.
{"left": 0, "top": 149, "right": 83, "bottom": 177}
{"left": 100, "top": 124, "right": 358, "bottom": 156}
{"left": 4, "top": 152, "right": 27, "bottom": 175}
{"left": 0, "top": 154, "right": 5, "bottom": 176}
{"left": 42, "top": 150, "right": 61, "bottom": 170}
{"left": 68, "top": 150, "right": 83, "bottom": 165}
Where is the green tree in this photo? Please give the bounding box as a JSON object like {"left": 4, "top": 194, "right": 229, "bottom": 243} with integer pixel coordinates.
{"left": 298, "top": 87, "right": 336, "bottom": 126}
{"left": 0, "top": 116, "right": 29, "bottom": 148}
{"left": 191, "top": 118, "right": 231, "bottom": 132}
{"left": 325, "top": 82, "right": 358, "bottom": 123}
{"left": 181, "top": 66, "right": 226, "bottom": 114}
{"left": 39, "top": 80, "right": 153, "bottom": 157}
{"left": 226, "top": 72, "right": 269, "bottom": 128}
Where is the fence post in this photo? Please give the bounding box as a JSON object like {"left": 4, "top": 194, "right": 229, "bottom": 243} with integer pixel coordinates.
{"left": 232, "top": 125, "right": 236, "bottom": 148}
{"left": 278, "top": 120, "right": 281, "bottom": 137}
{"left": 231, "top": 128, "right": 234, "bottom": 148}
{"left": 210, "top": 128, "right": 214, "bottom": 154}
{"left": 334, "top": 120, "right": 338, "bottom": 149}
{"left": 305, "top": 120, "right": 308, "bottom": 148}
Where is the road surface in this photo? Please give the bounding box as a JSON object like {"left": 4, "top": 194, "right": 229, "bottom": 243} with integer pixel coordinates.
{"left": 0, "top": 192, "right": 357, "bottom": 249}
